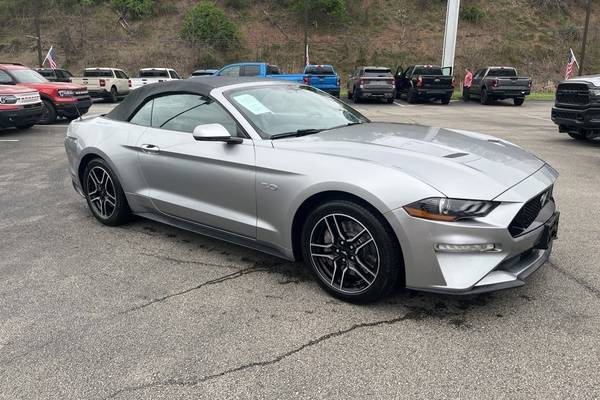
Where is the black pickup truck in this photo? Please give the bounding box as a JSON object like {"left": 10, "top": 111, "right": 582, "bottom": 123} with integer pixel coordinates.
{"left": 551, "top": 75, "right": 600, "bottom": 141}
{"left": 395, "top": 65, "right": 454, "bottom": 104}
{"left": 469, "top": 67, "right": 531, "bottom": 106}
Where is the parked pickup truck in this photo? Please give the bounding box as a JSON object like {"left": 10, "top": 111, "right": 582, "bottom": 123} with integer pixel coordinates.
{"left": 395, "top": 65, "right": 454, "bottom": 104}
{"left": 35, "top": 68, "right": 73, "bottom": 83}
{"left": 0, "top": 84, "right": 42, "bottom": 129}
{"left": 347, "top": 66, "right": 395, "bottom": 104}
{"left": 72, "top": 68, "right": 131, "bottom": 103}
{"left": 215, "top": 62, "right": 306, "bottom": 84}
{"left": 0, "top": 63, "right": 91, "bottom": 124}
{"left": 469, "top": 66, "right": 531, "bottom": 106}
{"left": 130, "top": 68, "right": 182, "bottom": 90}
{"left": 551, "top": 75, "right": 600, "bottom": 141}
{"left": 304, "top": 64, "right": 340, "bottom": 97}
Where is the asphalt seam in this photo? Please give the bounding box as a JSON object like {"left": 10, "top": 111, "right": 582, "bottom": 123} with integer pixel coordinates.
{"left": 103, "top": 310, "right": 425, "bottom": 399}
{"left": 547, "top": 260, "right": 600, "bottom": 299}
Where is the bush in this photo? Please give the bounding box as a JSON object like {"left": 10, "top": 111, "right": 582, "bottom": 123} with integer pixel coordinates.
{"left": 225, "top": 0, "right": 250, "bottom": 9}
{"left": 111, "top": 0, "right": 156, "bottom": 19}
{"left": 181, "top": 2, "right": 240, "bottom": 51}
{"left": 290, "top": 0, "right": 349, "bottom": 23}
{"left": 460, "top": 6, "right": 484, "bottom": 24}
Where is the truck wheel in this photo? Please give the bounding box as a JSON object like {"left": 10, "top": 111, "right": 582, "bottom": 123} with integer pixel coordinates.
{"left": 39, "top": 99, "right": 57, "bottom": 125}
{"left": 108, "top": 86, "right": 118, "bottom": 103}
{"left": 347, "top": 88, "right": 353, "bottom": 100}
{"left": 480, "top": 88, "right": 491, "bottom": 105}
{"left": 407, "top": 89, "right": 417, "bottom": 104}
{"left": 567, "top": 131, "right": 588, "bottom": 141}
{"left": 386, "top": 98, "right": 394, "bottom": 104}
{"left": 353, "top": 90, "right": 361, "bottom": 104}
{"left": 441, "top": 95, "right": 451, "bottom": 105}
{"left": 513, "top": 97, "right": 525, "bottom": 106}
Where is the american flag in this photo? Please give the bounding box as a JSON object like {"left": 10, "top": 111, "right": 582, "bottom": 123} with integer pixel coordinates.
{"left": 44, "top": 46, "right": 58, "bottom": 69}
{"left": 565, "top": 48, "right": 578, "bottom": 80}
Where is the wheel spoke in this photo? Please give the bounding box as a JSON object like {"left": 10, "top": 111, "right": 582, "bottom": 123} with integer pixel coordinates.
{"left": 355, "top": 255, "right": 377, "bottom": 277}
{"left": 349, "top": 265, "right": 372, "bottom": 285}
{"left": 330, "top": 215, "right": 346, "bottom": 241}
{"left": 339, "top": 267, "right": 347, "bottom": 290}
{"left": 330, "top": 260, "right": 338, "bottom": 286}
{"left": 311, "top": 253, "right": 336, "bottom": 260}
{"left": 347, "top": 228, "right": 367, "bottom": 243}
{"left": 355, "top": 238, "right": 374, "bottom": 253}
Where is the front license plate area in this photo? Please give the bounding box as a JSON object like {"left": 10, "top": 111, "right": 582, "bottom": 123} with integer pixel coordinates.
{"left": 535, "top": 212, "right": 560, "bottom": 250}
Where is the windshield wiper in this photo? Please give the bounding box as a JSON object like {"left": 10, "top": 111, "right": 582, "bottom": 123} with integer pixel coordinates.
{"left": 270, "top": 129, "right": 324, "bottom": 140}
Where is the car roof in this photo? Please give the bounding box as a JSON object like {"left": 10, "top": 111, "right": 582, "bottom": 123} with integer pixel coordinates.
{"left": 0, "top": 63, "right": 28, "bottom": 70}
{"left": 106, "top": 77, "right": 279, "bottom": 122}
{"left": 140, "top": 67, "right": 171, "bottom": 71}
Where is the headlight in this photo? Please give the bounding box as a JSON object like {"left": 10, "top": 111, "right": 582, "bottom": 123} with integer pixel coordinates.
{"left": 590, "top": 89, "right": 600, "bottom": 101}
{"left": 57, "top": 90, "right": 75, "bottom": 97}
{"left": 0, "top": 95, "right": 18, "bottom": 104}
{"left": 404, "top": 198, "right": 499, "bottom": 222}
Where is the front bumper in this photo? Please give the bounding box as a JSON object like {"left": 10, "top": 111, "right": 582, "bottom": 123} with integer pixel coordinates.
{"left": 552, "top": 106, "right": 600, "bottom": 133}
{"left": 0, "top": 104, "right": 42, "bottom": 127}
{"left": 55, "top": 97, "right": 92, "bottom": 118}
{"left": 88, "top": 89, "right": 112, "bottom": 99}
{"left": 386, "top": 164, "right": 559, "bottom": 295}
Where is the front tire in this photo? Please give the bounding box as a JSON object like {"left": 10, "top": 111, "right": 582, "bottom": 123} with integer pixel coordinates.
{"left": 301, "top": 200, "right": 403, "bottom": 303}
{"left": 39, "top": 99, "right": 57, "bottom": 125}
{"left": 481, "top": 88, "right": 491, "bottom": 105}
{"left": 83, "top": 158, "right": 132, "bottom": 226}
{"left": 108, "top": 86, "right": 118, "bottom": 103}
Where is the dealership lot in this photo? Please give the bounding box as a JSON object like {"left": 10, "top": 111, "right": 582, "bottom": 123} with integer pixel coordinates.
{"left": 1, "top": 100, "right": 599, "bottom": 399}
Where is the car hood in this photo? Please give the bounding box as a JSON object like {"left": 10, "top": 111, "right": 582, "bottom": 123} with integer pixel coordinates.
{"left": 271, "top": 122, "right": 545, "bottom": 200}
{"left": 0, "top": 84, "right": 38, "bottom": 95}
{"left": 17, "top": 82, "right": 86, "bottom": 91}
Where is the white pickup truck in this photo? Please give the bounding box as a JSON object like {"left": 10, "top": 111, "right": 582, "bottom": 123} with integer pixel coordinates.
{"left": 130, "top": 68, "right": 182, "bottom": 90}
{"left": 71, "top": 68, "right": 131, "bottom": 103}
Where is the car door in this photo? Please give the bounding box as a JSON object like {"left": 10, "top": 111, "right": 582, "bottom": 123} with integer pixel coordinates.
{"left": 135, "top": 93, "right": 257, "bottom": 238}
{"left": 115, "top": 70, "right": 130, "bottom": 93}
{"left": 471, "top": 68, "right": 486, "bottom": 93}
{"left": 218, "top": 65, "right": 241, "bottom": 77}
{"left": 400, "top": 66, "right": 413, "bottom": 94}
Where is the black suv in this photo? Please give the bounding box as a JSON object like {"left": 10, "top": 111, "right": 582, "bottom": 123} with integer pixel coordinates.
{"left": 395, "top": 65, "right": 454, "bottom": 104}
{"left": 552, "top": 76, "right": 600, "bottom": 141}
{"left": 35, "top": 68, "right": 73, "bottom": 83}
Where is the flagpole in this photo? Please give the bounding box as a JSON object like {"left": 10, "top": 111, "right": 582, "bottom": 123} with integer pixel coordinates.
{"left": 579, "top": 0, "right": 592, "bottom": 76}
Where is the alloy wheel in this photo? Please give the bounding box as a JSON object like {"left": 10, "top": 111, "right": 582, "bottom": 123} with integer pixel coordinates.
{"left": 86, "top": 166, "right": 117, "bottom": 219}
{"left": 309, "top": 213, "right": 380, "bottom": 294}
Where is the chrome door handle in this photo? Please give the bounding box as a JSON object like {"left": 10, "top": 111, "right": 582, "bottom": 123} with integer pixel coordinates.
{"left": 141, "top": 144, "right": 160, "bottom": 154}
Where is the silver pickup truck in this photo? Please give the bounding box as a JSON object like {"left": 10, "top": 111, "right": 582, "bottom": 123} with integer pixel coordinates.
{"left": 468, "top": 67, "right": 532, "bottom": 106}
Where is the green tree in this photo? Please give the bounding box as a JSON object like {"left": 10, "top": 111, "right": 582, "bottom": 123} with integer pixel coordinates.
{"left": 111, "top": 0, "right": 156, "bottom": 19}
{"left": 181, "top": 2, "right": 240, "bottom": 51}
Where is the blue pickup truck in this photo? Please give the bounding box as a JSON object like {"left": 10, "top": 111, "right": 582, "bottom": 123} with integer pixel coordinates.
{"left": 214, "top": 62, "right": 340, "bottom": 97}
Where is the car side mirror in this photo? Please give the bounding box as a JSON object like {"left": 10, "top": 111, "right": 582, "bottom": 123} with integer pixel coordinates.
{"left": 192, "top": 123, "right": 243, "bottom": 144}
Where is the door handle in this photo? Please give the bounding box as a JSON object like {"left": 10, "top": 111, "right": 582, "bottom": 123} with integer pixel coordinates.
{"left": 141, "top": 144, "right": 160, "bottom": 154}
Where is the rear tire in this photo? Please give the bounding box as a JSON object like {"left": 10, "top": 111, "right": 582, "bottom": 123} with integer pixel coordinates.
{"left": 83, "top": 158, "right": 132, "bottom": 226}
{"left": 514, "top": 97, "right": 525, "bottom": 106}
{"left": 301, "top": 200, "right": 403, "bottom": 303}
{"left": 39, "top": 99, "right": 57, "bottom": 125}
{"left": 108, "top": 86, "right": 118, "bottom": 103}
{"left": 481, "top": 88, "right": 491, "bottom": 105}
{"left": 567, "top": 131, "right": 588, "bottom": 141}
{"left": 386, "top": 98, "right": 394, "bottom": 104}
{"left": 441, "top": 95, "right": 451, "bottom": 105}
{"left": 407, "top": 89, "right": 418, "bottom": 104}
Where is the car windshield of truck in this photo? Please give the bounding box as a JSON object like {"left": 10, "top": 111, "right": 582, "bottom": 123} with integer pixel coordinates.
{"left": 139, "top": 70, "right": 169, "bottom": 78}
{"left": 84, "top": 70, "right": 113, "bottom": 78}
{"left": 9, "top": 69, "right": 48, "bottom": 83}
{"left": 305, "top": 65, "right": 335, "bottom": 75}
{"left": 266, "top": 65, "right": 281, "bottom": 75}
{"left": 226, "top": 84, "right": 369, "bottom": 139}
{"left": 413, "top": 67, "right": 443, "bottom": 75}
{"left": 488, "top": 68, "right": 517, "bottom": 77}
{"left": 364, "top": 68, "right": 392, "bottom": 77}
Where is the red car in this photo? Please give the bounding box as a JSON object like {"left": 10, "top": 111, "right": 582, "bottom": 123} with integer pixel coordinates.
{"left": 0, "top": 84, "right": 42, "bottom": 129}
{"left": 0, "top": 63, "right": 91, "bottom": 124}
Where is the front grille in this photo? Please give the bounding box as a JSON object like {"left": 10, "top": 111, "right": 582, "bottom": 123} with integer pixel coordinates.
{"left": 509, "top": 187, "right": 553, "bottom": 237}
{"left": 556, "top": 83, "right": 589, "bottom": 105}
{"left": 552, "top": 110, "right": 578, "bottom": 120}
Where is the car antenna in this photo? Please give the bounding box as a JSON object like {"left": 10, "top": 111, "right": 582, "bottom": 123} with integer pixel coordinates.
{"left": 74, "top": 102, "right": 83, "bottom": 121}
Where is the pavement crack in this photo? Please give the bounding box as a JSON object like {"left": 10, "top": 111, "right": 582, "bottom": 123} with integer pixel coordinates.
{"left": 139, "top": 252, "right": 238, "bottom": 268}
{"left": 548, "top": 260, "right": 600, "bottom": 299}
{"left": 119, "top": 266, "right": 266, "bottom": 315}
{"left": 103, "top": 309, "right": 426, "bottom": 399}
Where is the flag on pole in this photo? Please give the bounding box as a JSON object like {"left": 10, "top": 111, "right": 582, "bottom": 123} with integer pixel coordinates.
{"left": 44, "top": 46, "right": 58, "bottom": 69}
{"left": 304, "top": 44, "right": 310, "bottom": 66}
{"left": 565, "top": 48, "right": 578, "bottom": 80}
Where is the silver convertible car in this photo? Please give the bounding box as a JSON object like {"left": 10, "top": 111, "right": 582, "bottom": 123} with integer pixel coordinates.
{"left": 65, "top": 78, "right": 559, "bottom": 303}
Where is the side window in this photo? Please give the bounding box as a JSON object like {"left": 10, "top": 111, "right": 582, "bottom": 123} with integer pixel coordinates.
{"left": 0, "top": 70, "right": 13, "bottom": 84}
{"left": 151, "top": 94, "right": 239, "bottom": 137}
{"left": 169, "top": 70, "right": 181, "bottom": 79}
{"left": 129, "top": 100, "right": 153, "bottom": 127}
{"left": 116, "top": 70, "right": 129, "bottom": 79}
{"left": 241, "top": 65, "right": 260, "bottom": 77}
{"left": 219, "top": 66, "right": 240, "bottom": 77}
{"left": 405, "top": 67, "right": 414, "bottom": 77}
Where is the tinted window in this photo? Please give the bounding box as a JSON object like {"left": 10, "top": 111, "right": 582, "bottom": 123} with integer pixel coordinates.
{"left": 116, "top": 70, "right": 129, "bottom": 79}
{"left": 363, "top": 68, "right": 392, "bottom": 77}
{"left": 8, "top": 69, "right": 47, "bottom": 83}
{"left": 129, "top": 100, "right": 153, "bottom": 126}
{"left": 0, "top": 70, "right": 12, "bottom": 84}
{"left": 413, "top": 66, "right": 443, "bottom": 75}
{"left": 151, "top": 94, "right": 238, "bottom": 136}
{"left": 139, "top": 70, "right": 169, "bottom": 78}
{"left": 241, "top": 65, "right": 261, "bottom": 76}
{"left": 305, "top": 65, "right": 335, "bottom": 75}
{"left": 266, "top": 65, "right": 281, "bottom": 75}
{"left": 220, "top": 66, "right": 240, "bottom": 77}
{"left": 487, "top": 68, "right": 517, "bottom": 77}
{"left": 84, "top": 70, "right": 113, "bottom": 77}
{"left": 169, "top": 70, "right": 181, "bottom": 79}
{"left": 64, "top": 70, "right": 73, "bottom": 77}
{"left": 37, "top": 69, "right": 55, "bottom": 78}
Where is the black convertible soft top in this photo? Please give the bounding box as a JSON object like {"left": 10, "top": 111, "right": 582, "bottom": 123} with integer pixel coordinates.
{"left": 105, "top": 77, "right": 276, "bottom": 122}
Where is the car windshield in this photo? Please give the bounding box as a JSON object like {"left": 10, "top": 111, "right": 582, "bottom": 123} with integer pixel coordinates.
{"left": 305, "top": 65, "right": 335, "bottom": 75}
{"left": 364, "top": 68, "right": 392, "bottom": 77}
{"left": 488, "top": 68, "right": 517, "bottom": 77}
{"left": 226, "top": 85, "right": 369, "bottom": 139}
{"left": 140, "top": 70, "right": 169, "bottom": 77}
{"left": 84, "top": 70, "right": 113, "bottom": 77}
{"left": 36, "top": 70, "right": 54, "bottom": 77}
{"left": 9, "top": 69, "right": 48, "bottom": 83}
{"left": 413, "top": 67, "right": 443, "bottom": 75}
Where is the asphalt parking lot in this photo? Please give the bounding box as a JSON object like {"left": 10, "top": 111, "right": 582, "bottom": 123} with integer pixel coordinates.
{"left": 1, "top": 99, "right": 599, "bottom": 399}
